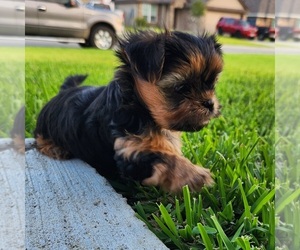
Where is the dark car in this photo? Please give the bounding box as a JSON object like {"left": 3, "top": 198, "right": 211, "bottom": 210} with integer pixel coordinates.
{"left": 256, "top": 26, "right": 277, "bottom": 41}
{"left": 216, "top": 17, "right": 257, "bottom": 39}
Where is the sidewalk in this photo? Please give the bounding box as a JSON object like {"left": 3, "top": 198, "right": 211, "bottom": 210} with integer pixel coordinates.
{"left": 0, "top": 139, "right": 168, "bottom": 250}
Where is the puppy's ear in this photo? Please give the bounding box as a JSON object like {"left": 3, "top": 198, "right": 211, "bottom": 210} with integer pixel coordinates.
{"left": 210, "top": 35, "right": 222, "bottom": 56}
{"left": 120, "top": 32, "right": 165, "bottom": 83}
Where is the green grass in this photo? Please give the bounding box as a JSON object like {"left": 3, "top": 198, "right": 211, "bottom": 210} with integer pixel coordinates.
{"left": 0, "top": 48, "right": 25, "bottom": 137}
{"left": 25, "top": 47, "right": 282, "bottom": 249}
{"left": 274, "top": 55, "right": 300, "bottom": 249}
{"left": 25, "top": 47, "right": 118, "bottom": 137}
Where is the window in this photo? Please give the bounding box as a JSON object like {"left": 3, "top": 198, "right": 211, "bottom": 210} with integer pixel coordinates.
{"left": 225, "top": 18, "right": 234, "bottom": 25}
{"left": 43, "top": 0, "right": 71, "bottom": 5}
{"left": 142, "top": 4, "right": 158, "bottom": 23}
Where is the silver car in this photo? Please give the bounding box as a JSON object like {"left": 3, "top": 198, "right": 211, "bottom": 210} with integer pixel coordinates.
{"left": 25, "top": 0, "right": 124, "bottom": 49}
{"left": 0, "top": 0, "right": 25, "bottom": 36}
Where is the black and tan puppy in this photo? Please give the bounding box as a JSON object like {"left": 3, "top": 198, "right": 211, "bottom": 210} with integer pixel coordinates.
{"left": 35, "top": 30, "right": 223, "bottom": 193}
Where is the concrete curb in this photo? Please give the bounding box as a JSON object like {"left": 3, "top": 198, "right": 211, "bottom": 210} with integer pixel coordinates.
{"left": 1, "top": 139, "right": 169, "bottom": 250}
{"left": 0, "top": 140, "right": 25, "bottom": 250}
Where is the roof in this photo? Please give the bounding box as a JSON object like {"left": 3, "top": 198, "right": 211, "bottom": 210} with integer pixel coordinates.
{"left": 242, "top": 0, "right": 275, "bottom": 17}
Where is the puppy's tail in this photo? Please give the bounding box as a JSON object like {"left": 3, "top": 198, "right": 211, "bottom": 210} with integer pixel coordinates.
{"left": 60, "top": 74, "right": 88, "bottom": 92}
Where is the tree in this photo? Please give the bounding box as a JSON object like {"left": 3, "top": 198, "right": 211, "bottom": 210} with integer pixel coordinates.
{"left": 191, "top": 0, "right": 205, "bottom": 18}
{"left": 190, "top": 0, "right": 206, "bottom": 33}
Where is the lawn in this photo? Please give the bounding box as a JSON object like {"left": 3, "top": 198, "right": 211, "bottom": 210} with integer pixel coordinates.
{"left": 25, "top": 46, "right": 291, "bottom": 249}
{"left": 0, "top": 48, "right": 24, "bottom": 137}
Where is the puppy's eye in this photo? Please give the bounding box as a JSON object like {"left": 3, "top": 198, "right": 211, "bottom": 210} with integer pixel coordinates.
{"left": 174, "top": 84, "right": 190, "bottom": 94}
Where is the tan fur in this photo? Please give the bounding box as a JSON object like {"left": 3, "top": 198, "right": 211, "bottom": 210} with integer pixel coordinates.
{"left": 114, "top": 129, "right": 213, "bottom": 193}
{"left": 114, "top": 129, "right": 182, "bottom": 161}
{"left": 142, "top": 157, "right": 214, "bottom": 193}
{"left": 188, "top": 53, "right": 205, "bottom": 74}
{"left": 135, "top": 78, "right": 172, "bottom": 128}
{"left": 36, "top": 134, "right": 71, "bottom": 159}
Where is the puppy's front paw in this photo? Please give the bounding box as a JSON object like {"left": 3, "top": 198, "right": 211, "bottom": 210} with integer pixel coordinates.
{"left": 142, "top": 156, "right": 214, "bottom": 193}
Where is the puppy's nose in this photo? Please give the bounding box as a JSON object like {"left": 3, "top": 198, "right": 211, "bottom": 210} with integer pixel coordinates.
{"left": 203, "top": 100, "right": 214, "bottom": 111}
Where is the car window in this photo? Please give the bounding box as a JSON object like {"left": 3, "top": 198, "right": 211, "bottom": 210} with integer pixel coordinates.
{"left": 240, "top": 20, "right": 250, "bottom": 27}
{"left": 234, "top": 20, "right": 240, "bottom": 25}
{"left": 226, "top": 19, "right": 234, "bottom": 25}
{"left": 39, "top": 0, "right": 69, "bottom": 4}
{"left": 94, "top": 4, "right": 110, "bottom": 10}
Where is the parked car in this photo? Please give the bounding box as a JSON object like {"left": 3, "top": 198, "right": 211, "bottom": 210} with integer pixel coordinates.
{"left": 25, "top": 0, "right": 124, "bottom": 50}
{"left": 256, "top": 26, "right": 277, "bottom": 41}
{"left": 293, "top": 28, "right": 300, "bottom": 41}
{"left": 0, "top": 0, "right": 24, "bottom": 36}
{"left": 216, "top": 17, "right": 257, "bottom": 39}
{"left": 292, "top": 20, "right": 300, "bottom": 41}
{"left": 277, "top": 26, "right": 293, "bottom": 41}
{"left": 268, "top": 26, "right": 278, "bottom": 41}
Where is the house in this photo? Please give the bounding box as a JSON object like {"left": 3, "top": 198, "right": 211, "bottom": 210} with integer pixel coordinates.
{"left": 114, "top": 0, "right": 185, "bottom": 28}
{"left": 114, "top": 0, "right": 248, "bottom": 34}
{"left": 175, "top": 0, "right": 248, "bottom": 33}
{"left": 275, "top": 0, "right": 300, "bottom": 39}
{"left": 242, "top": 0, "right": 275, "bottom": 27}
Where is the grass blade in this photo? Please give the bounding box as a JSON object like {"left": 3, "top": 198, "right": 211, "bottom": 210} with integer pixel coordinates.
{"left": 175, "top": 198, "right": 183, "bottom": 224}
{"left": 197, "top": 223, "right": 213, "bottom": 250}
{"left": 251, "top": 188, "right": 275, "bottom": 215}
{"left": 152, "top": 214, "right": 182, "bottom": 249}
{"left": 276, "top": 188, "right": 300, "bottom": 214}
{"left": 238, "top": 179, "right": 251, "bottom": 218}
{"left": 183, "top": 185, "right": 193, "bottom": 227}
{"left": 211, "top": 214, "right": 236, "bottom": 250}
{"left": 158, "top": 203, "right": 179, "bottom": 237}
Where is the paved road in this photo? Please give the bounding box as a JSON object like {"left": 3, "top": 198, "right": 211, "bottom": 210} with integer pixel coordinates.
{"left": 222, "top": 45, "right": 274, "bottom": 54}
{"left": 25, "top": 38, "right": 277, "bottom": 54}
{"left": 1, "top": 36, "right": 300, "bottom": 54}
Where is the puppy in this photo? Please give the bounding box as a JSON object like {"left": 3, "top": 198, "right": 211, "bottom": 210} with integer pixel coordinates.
{"left": 35, "top": 30, "right": 223, "bottom": 193}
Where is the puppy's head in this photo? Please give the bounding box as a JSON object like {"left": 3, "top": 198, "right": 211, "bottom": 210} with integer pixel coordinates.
{"left": 117, "top": 30, "right": 223, "bottom": 132}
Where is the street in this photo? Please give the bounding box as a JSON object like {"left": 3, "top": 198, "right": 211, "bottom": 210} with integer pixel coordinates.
{"left": 1, "top": 36, "right": 300, "bottom": 54}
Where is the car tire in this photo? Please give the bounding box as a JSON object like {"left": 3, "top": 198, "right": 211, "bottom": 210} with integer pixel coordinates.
{"left": 217, "top": 28, "right": 223, "bottom": 36}
{"left": 89, "top": 25, "right": 115, "bottom": 50}
{"left": 234, "top": 31, "right": 242, "bottom": 38}
{"left": 257, "top": 33, "right": 265, "bottom": 41}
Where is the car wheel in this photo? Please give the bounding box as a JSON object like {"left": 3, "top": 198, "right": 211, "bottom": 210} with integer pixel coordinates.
{"left": 257, "top": 33, "right": 265, "bottom": 41}
{"left": 217, "top": 28, "right": 223, "bottom": 36}
{"left": 89, "top": 25, "right": 115, "bottom": 50}
{"left": 235, "top": 31, "right": 242, "bottom": 38}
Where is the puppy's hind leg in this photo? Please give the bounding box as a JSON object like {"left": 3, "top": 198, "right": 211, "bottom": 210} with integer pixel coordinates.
{"left": 35, "top": 134, "right": 72, "bottom": 160}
